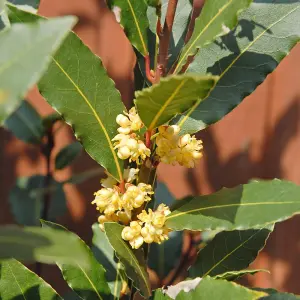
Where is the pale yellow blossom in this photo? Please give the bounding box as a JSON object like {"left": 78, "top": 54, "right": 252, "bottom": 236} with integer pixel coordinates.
{"left": 121, "top": 221, "right": 144, "bottom": 249}
{"left": 112, "top": 133, "right": 150, "bottom": 164}
{"left": 156, "top": 125, "right": 203, "bottom": 168}
{"left": 121, "top": 183, "right": 153, "bottom": 211}
{"left": 116, "top": 107, "right": 143, "bottom": 134}
{"left": 92, "top": 187, "right": 121, "bottom": 215}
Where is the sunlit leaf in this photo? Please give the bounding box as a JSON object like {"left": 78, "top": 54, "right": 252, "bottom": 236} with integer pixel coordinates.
{"left": 166, "top": 179, "right": 300, "bottom": 231}
{"left": 174, "top": 0, "right": 253, "bottom": 73}
{"left": 179, "top": 0, "right": 300, "bottom": 134}
{"left": 109, "top": 0, "right": 148, "bottom": 56}
{"left": 7, "top": 4, "right": 125, "bottom": 181}
{"left": 189, "top": 227, "right": 273, "bottom": 278}
{"left": 0, "top": 13, "right": 76, "bottom": 123}
{"left": 0, "top": 259, "right": 61, "bottom": 300}
{"left": 135, "top": 74, "right": 217, "bottom": 130}
{"left": 42, "top": 221, "right": 111, "bottom": 300}
{"left": 104, "top": 222, "right": 151, "bottom": 298}
{"left": 92, "top": 223, "right": 125, "bottom": 298}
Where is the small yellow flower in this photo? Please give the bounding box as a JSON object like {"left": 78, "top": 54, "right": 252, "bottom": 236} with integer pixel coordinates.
{"left": 116, "top": 107, "right": 143, "bottom": 134}
{"left": 92, "top": 187, "right": 121, "bottom": 215}
{"left": 156, "top": 125, "right": 203, "bottom": 168}
{"left": 121, "top": 221, "right": 144, "bottom": 249}
{"left": 121, "top": 183, "right": 153, "bottom": 211}
{"left": 112, "top": 134, "right": 150, "bottom": 164}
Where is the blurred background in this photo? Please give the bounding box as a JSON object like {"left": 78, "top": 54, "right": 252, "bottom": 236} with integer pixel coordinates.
{"left": 1, "top": 0, "right": 300, "bottom": 295}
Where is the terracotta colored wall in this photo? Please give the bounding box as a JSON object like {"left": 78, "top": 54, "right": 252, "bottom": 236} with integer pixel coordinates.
{"left": 1, "top": 0, "right": 300, "bottom": 295}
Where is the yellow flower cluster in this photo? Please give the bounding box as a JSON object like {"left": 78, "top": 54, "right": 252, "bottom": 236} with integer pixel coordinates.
{"left": 112, "top": 108, "right": 150, "bottom": 164}
{"left": 121, "top": 204, "right": 171, "bottom": 249}
{"left": 156, "top": 125, "right": 203, "bottom": 168}
{"left": 92, "top": 106, "right": 204, "bottom": 249}
{"left": 92, "top": 169, "right": 154, "bottom": 230}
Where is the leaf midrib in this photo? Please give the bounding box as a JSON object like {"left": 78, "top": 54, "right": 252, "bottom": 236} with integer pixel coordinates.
{"left": 77, "top": 263, "right": 103, "bottom": 300}
{"left": 126, "top": 0, "right": 147, "bottom": 55}
{"left": 51, "top": 58, "right": 123, "bottom": 182}
{"left": 179, "top": 3, "right": 300, "bottom": 127}
{"left": 7, "top": 261, "right": 26, "bottom": 300}
{"left": 148, "top": 79, "right": 188, "bottom": 130}
{"left": 167, "top": 200, "right": 299, "bottom": 220}
{"left": 202, "top": 229, "right": 265, "bottom": 277}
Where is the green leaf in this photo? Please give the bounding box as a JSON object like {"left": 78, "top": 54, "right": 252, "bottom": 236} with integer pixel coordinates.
{"left": 179, "top": 0, "right": 300, "bottom": 133}
{"left": 104, "top": 222, "right": 151, "bottom": 298}
{"left": 92, "top": 223, "right": 125, "bottom": 298}
{"left": 174, "top": 0, "right": 253, "bottom": 74}
{"left": 254, "top": 288, "right": 300, "bottom": 300}
{"left": 55, "top": 141, "right": 82, "bottom": 170}
{"left": 0, "top": 259, "right": 61, "bottom": 300}
{"left": 214, "top": 269, "right": 268, "bottom": 281}
{"left": 4, "top": 100, "right": 45, "bottom": 144}
{"left": 7, "top": 5, "right": 125, "bottom": 182}
{"left": 166, "top": 179, "right": 300, "bottom": 231}
{"left": 9, "top": 175, "right": 67, "bottom": 226}
{"left": 173, "top": 277, "right": 265, "bottom": 300}
{"left": 0, "top": 225, "right": 90, "bottom": 267}
{"left": 109, "top": 0, "right": 148, "bottom": 56}
{"left": 41, "top": 221, "right": 111, "bottom": 300}
{"left": 135, "top": 74, "right": 217, "bottom": 130}
{"left": 0, "top": 14, "right": 76, "bottom": 124}
{"left": 148, "top": 231, "right": 183, "bottom": 279}
{"left": 189, "top": 227, "right": 272, "bottom": 278}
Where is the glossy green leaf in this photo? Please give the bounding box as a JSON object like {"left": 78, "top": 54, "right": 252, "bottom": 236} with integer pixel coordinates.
{"left": 166, "top": 179, "right": 300, "bottom": 231}
{"left": 174, "top": 0, "right": 252, "bottom": 73}
{"left": 9, "top": 175, "right": 67, "bottom": 226}
{"left": 0, "top": 14, "right": 76, "bottom": 124}
{"left": 4, "top": 100, "right": 45, "bottom": 144}
{"left": 189, "top": 227, "right": 272, "bottom": 278}
{"left": 7, "top": 5, "right": 125, "bottom": 182}
{"left": 104, "top": 222, "right": 151, "bottom": 298}
{"left": 135, "top": 74, "right": 217, "bottom": 130}
{"left": 92, "top": 223, "right": 125, "bottom": 298}
{"left": 214, "top": 269, "right": 268, "bottom": 281}
{"left": 179, "top": 0, "right": 300, "bottom": 133}
{"left": 174, "top": 277, "right": 265, "bottom": 300}
{"left": 55, "top": 141, "right": 82, "bottom": 170}
{"left": 0, "top": 259, "right": 61, "bottom": 300}
{"left": 109, "top": 0, "right": 148, "bottom": 56}
{"left": 0, "top": 225, "right": 90, "bottom": 267}
{"left": 42, "top": 221, "right": 110, "bottom": 300}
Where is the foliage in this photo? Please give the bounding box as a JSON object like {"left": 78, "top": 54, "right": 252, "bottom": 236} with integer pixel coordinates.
{"left": 1, "top": 0, "right": 300, "bottom": 299}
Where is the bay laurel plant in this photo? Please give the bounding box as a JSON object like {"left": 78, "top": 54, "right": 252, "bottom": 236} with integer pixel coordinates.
{"left": 1, "top": 0, "right": 300, "bottom": 299}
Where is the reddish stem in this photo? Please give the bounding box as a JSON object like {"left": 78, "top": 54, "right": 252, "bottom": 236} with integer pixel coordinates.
{"left": 145, "top": 55, "right": 155, "bottom": 83}
{"left": 119, "top": 180, "right": 125, "bottom": 194}
{"left": 145, "top": 130, "right": 152, "bottom": 149}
